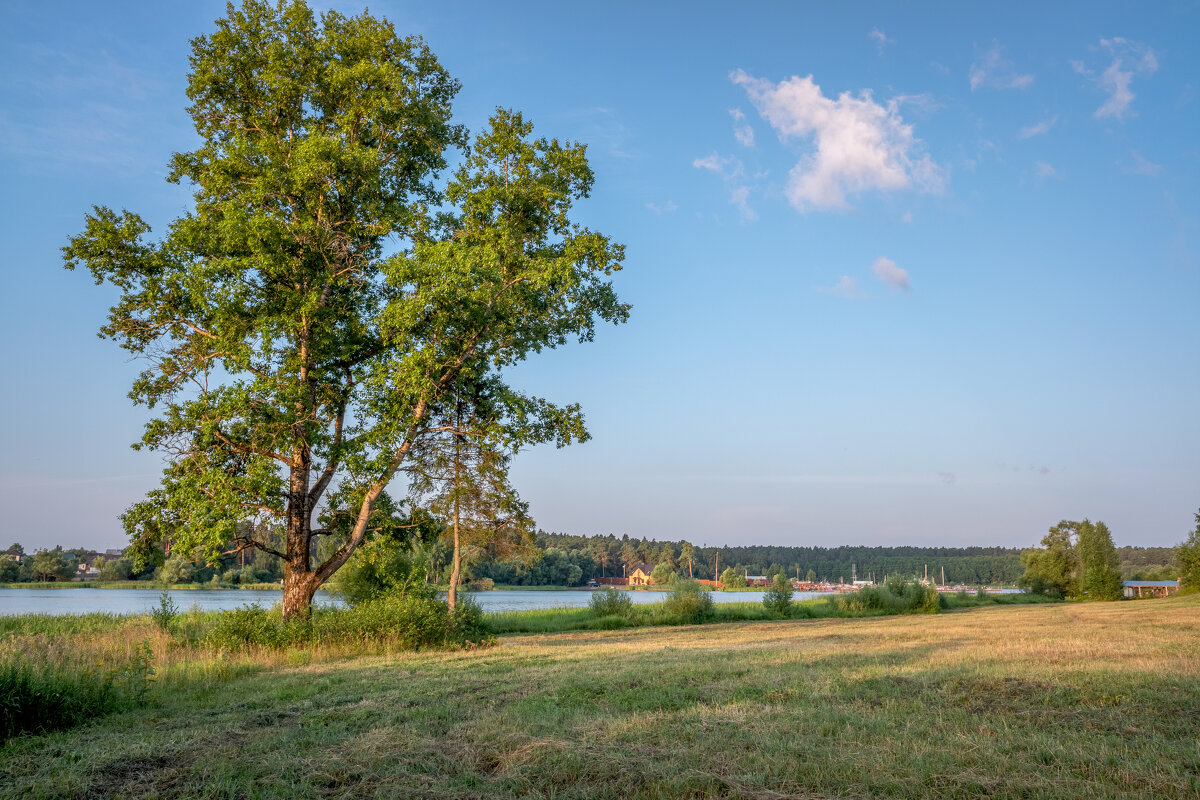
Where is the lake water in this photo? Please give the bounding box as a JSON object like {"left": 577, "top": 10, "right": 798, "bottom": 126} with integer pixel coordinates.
{"left": 0, "top": 587, "right": 838, "bottom": 616}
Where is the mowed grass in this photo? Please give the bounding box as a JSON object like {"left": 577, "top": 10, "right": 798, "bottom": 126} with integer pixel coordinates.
{"left": 2, "top": 597, "right": 1198, "bottom": 799}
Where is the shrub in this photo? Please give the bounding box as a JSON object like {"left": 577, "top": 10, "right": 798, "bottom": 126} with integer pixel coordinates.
{"left": 150, "top": 588, "right": 179, "bottom": 633}
{"left": 762, "top": 575, "right": 793, "bottom": 616}
{"left": 976, "top": 587, "right": 989, "bottom": 600}
{"left": 316, "top": 593, "right": 451, "bottom": 648}
{"left": 448, "top": 593, "right": 491, "bottom": 645}
{"left": 330, "top": 536, "right": 432, "bottom": 606}
{"left": 468, "top": 577, "right": 495, "bottom": 591}
{"left": 664, "top": 580, "right": 714, "bottom": 624}
{"left": 206, "top": 604, "right": 309, "bottom": 650}
{"left": 831, "top": 576, "right": 943, "bottom": 615}
{"left": 590, "top": 587, "right": 633, "bottom": 618}
{"left": 204, "top": 592, "right": 492, "bottom": 652}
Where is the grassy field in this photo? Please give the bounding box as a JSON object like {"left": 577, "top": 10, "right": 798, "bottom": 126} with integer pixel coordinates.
{"left": 1, "top": 596, "right": 1197, "bottom": 799}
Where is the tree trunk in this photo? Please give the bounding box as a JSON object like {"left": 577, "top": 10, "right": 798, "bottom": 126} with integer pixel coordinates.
{"left": 282, "top": 567, "right": 318, "bottom": 621}
{"left": 282, "top": 451, "right": 314, "bottom": 621}
{"left": 448, "top": 515, "right": 461, "bottom": 611}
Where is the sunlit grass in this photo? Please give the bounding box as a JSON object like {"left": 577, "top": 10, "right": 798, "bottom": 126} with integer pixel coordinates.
{"left": 1, "top": 596, "right": 1196, "bottom": 798}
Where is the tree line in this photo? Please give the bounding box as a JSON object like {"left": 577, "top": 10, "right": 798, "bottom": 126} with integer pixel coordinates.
{"left": 1019, "top": 513, "right": 1200, "bottom": 598}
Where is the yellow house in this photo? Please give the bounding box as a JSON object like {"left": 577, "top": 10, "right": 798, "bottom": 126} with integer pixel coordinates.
{"left": 628, "top": 563, "right": 655, "bottom": 586}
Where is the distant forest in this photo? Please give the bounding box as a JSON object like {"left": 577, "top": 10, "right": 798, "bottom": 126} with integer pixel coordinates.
{"left": 4, "top": 532, "right": 1180, "bottom": 588}
{"left": 464, "top": 532, "right": 1179, "bottom": 587}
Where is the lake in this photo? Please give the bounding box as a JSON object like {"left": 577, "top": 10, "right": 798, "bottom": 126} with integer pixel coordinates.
{"left": 0, "top": 587, "right": 838, "bottom": 616}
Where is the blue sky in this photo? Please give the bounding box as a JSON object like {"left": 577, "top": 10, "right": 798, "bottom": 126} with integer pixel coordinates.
{"left": 1, "top": 1, "right": 1197, "bottom": 551}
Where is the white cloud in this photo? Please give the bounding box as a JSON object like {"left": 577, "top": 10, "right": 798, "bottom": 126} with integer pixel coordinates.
{"left": 902, "top": 210, "right": 913, "bottom": 224}
{"left": 1034, "top": 161, "right": 1061, "bottom": 179}
{"left": 1076, "top": 38, "right": 1158, "bottom": 120}
{"left": 692, "top": 152, "right": 740, "bottom": 175}
{"left": 692, "top": 152, "right": 755, "bottom": 220}
{"left": 969, "top": 43, "right": 1035, "bottom": 91}
{"left": 729, "top": 185, "right": 756, "bottom": 221}
{"left": 937, "top": 472, "right": 956, "bottom": 485}
{"left": 730, "top": 69, "right": 942, "bottom": 211}
{"left": 1125, "top": 150, "right": 1162, "bottom": 176}
{"left": 1018, "top": 116, "right": 1057, "bottom": 139}
{"left": 868, "top": 29, "right": 893, "bottom": 54}
{"left": 826, "top": 275, "right": 863, "bottom": 299}
{"left": 645, "top": 200, "right": 678, "bottom": 214}
{"left": 729, "top": 108, "right": 755, "bottom": 147}
{"left": 872, "top": 256, "right": 909, "bottom": 291}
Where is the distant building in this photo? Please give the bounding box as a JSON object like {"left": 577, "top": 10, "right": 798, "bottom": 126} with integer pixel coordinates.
{"left": 1122, "top": 580, "right": 1179, "bottom": 598}
{"left": 745, "top": 575, "right": 768, "bottom": 587}
{"left": 628, "top": 564, "right": 655, "bottom": 586}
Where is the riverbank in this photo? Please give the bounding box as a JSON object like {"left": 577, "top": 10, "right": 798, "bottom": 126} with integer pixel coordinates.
{"left": 0, "top": 581, "right": 282, "bottom": 591}
{"left": 2, "top": 595, "right": 1197, "bottom": 799}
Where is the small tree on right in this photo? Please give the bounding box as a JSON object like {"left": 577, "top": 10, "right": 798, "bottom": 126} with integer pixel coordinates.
{"left": 1176, "top": 509, "right": 1200, "bottom": 595}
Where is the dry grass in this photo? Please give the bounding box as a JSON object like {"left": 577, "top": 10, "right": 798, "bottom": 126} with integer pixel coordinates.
{"left": 2, "top": 596, "right": 1198, "bottom": 799}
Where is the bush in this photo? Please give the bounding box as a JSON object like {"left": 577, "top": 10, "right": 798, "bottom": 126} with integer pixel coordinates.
{"left": 468, "top": 577, "right": 495, "bottom": 591}
{"left": 448, "top": 593, "right": 491, "bottom": 645}
{"left": 206, "top": 604, "right": 309, "bottom": 650}
{"left": 204, "top": 592, "right": 490, "bottom": 652}
{"left": 150, "top": 588, "right": 179, "bottom": 633}
{"left": 831, "top": 576, "right": 943, "bottom": 615}
{"left": 762, "top": 575, "right": 793, "bottom": 616}
{"left": 976, "top": 587, "right": 989, "bottom": 600}
{"left": 331, "top": 542, "right": 431, "bottom": 606}
{"left": 664, "top": 580, "right": 714, "bottom": 624}
{"left": 590, "top": 587, "right": 633, "bottom": 618}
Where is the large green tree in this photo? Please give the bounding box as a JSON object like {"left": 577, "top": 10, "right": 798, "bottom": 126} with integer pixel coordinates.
{"left": 65, "top": 1, "right": 626, "bottom": 619}
{"left": 1075, "top": 520, "right": 1122, "bottom": 601}
{"left": 1020, "top": 520, "right": 1079, "bottom": 597}
{"left": 1176, "top": 509, "right": 1200, "bottom": 595}
{"left": 30, "top": 550, "right": 75, "bottom": 583}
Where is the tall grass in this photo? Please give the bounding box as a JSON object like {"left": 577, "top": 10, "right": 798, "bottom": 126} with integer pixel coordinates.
{"left": 0, "top": 639, "right": 153, "bottom": 741}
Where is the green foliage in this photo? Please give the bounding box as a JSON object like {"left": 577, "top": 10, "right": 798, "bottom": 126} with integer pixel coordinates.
{"left": 663, "top": 580, "right": 714, "bottom": 624}
{"left": 0, "top": 642, "right": 154, "bottom": 741}
{"left": 1175, "top": 510, "right": 1200, "bottom": 595}
{"left": 650, "top": 563, "right": 678, "bottom": 586}
{"left": 719, "top": 567, "right": 746, "bottom": 589}
{"left": 64, "top": 1, "right": 627, "bottom": 619}
{"left": 206, "top": 604, "right": 312, "bottom": 650}
{"left": 468, "top": 577, "right": 494, "bottom": 591}
{"left": 762, "top": 574, "right": 794, "bottom": 616}
{"left": 1076, "top": 520, "right": 1122, "bottom": 601}
{"left": 98, "top": 557, "right": 134, "bottom": 582}
{"left": 150, "top": 588, "right": 179, "bottom": 632}
{"left": 1020, "top": 521, "right": 1080, "bottom": 597}
{"left": 155, "top": 554, "right": 197, "bottom": 585}
{"left": 330, "top": 526, "right": 435, "bottom": 606}
{"left": 205, "top": 593, "right": 489, "bottom": 651}
{"left": 29, "top": 549, "right": 75, "bottom": 582}
{"left": 833, "top": 576, "right": 943, "bottom": 615}
{"left": 589, "top": 587, "right": 633, "bottom": 618}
